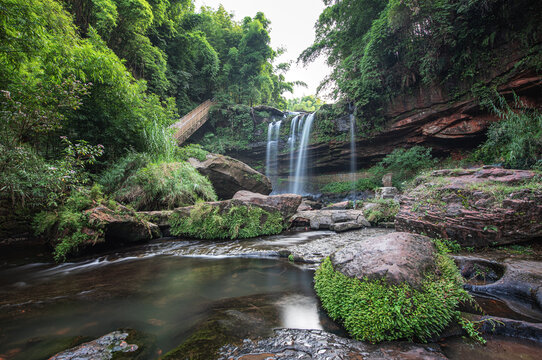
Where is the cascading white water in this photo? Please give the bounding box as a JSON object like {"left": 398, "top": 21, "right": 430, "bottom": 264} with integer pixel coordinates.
{"left": 349, "top": 113, "right": 357, "bottom": 200}
{"left": 265, "top": 119, "right": 282, "bottom": 190}
{"left": 291, "top": 113, "right": 315, "bottom": 195}
{"left": 288, "top": 115, "right": 300, "bottom": 187}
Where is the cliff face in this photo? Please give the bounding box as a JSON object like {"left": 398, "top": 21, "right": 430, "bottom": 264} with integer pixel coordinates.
{"left": 228, "top": 56, "right": 542, "bottom": 175}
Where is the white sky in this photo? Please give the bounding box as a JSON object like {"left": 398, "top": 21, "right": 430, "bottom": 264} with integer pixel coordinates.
{"left": 194, "top": 0, "right": 332, "bottom": 99}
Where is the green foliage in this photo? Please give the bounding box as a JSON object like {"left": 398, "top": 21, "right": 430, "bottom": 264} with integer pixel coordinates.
{"left": 169, "top": 202, "right": 284, "bottom": 240}
{"left": 474, "top": 102, "right": 542, "bottom": 169}
{"left": 320, "top": 146, "right": 435, "bottom": 194}
{"left": 287, "top": 96, "right": 323, "bottom": 112}
{"left": 114, "top": 161, "right": 216, "bottom": 211}
{"left": 314, "top": 243, "right": 481, "bottom": 343}
{"left": 177, "top": 144, "right": 209, "bottom": 162}
{"left": 379, "top": 146, "right": 437, "bottom": 187}
{"left": 362, "top": 199, "right": 399, "bottom": 224}
{"left": 200, "top": 104, "right": 255, "bottom": 153}
{"left": 33, "top": 185, "right": 107, "bottom": 262}
{"left": 302, "top": 0, "right": 542, "bottom": 129}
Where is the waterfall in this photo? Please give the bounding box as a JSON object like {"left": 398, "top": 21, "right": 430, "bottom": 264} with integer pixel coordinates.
{"left": 349, "top": 113, "right": 357, "bottom": 201}
{"left": 265, "top": 119, "right": 282, "bottom": 191}
{"left": 288, "top": 115, "right": 300, "bottom": 187}
{"left": 291, "top": 113, "right": 315, "bottom": 195}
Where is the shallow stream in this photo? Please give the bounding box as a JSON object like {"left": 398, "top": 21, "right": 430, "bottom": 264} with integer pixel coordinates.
{"left": 1, "top": 232, "right": 541, "bottom": 359}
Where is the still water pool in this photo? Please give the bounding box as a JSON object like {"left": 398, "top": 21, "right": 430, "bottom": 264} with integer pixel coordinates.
{"left": 0, "top": 240, "right": 331, "bottom": 359}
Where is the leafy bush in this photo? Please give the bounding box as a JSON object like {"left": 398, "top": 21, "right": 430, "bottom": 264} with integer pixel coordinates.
{"left": 379, "top": 147, "right": 437, "bottom": 187}
{"left": 34, "top": 185, "right": 106, "bottom": 262}
{"left": 319, "top": 147, "right": 435, "bottom": 194}
{"left": 362, "top": 199, "right": 399, "bottom": 224}
{"left": 169, "top": 202, "right": 284, "bottom": 240}
{"left": 98, "top": 152, "right": 153, "bottom": 195}
{"left": 314, "top": 240, "right": 481, "bottom": 343}
{"left": 177, "top": 144, "right": 209, "bottom": 162}
{"left": 114, "top": 162, "right": 217, "bottom": 211}
{"left": 475, "top": 106, "right": 542, "bottom": 169}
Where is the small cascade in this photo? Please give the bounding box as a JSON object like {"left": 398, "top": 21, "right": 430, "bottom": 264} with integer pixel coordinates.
{"left": 291, "top": 113, "right": 316, "bottom": 195}
{"left": 265, "top": 119, "right": 282, "bottom": 190}
{"left": 349, "top": 113, "right": 357, "bottom": 201}
{"left": 288, "top": 115, "right": 300, "bottom": 186}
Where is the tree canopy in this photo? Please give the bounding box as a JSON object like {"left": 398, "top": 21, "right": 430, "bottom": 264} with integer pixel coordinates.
{"left": 302, "top": 0, "right": 542, "bottom": 128}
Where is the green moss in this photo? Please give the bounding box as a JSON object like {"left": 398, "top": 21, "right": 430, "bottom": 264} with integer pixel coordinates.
{"left": 314, "top": 240, "right": 482, "bottom": 343}
{"left": 169, "top": 203, "right": 284, "bottom": 240}
{"left": 161, "top": 323, "right": 235, "bottom": 360}
{"left": 111, "top": 329, "right": 156, "bottom": 360}
{"left": 33, "top": 186, "right": 107, "bottom": 262}
{"left": 362, "top": 199, "right": 399, "bottom": 224}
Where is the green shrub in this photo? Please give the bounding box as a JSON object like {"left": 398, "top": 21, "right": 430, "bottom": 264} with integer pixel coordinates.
{"left": 177, "top": 144, "right": 209, "bottom": 162}
{"left": 314, "top": 240, "right": 481, "bottom": 343}
{"left": 378, "top": 147, "right": 437, "bottom": 188}
{"left": 169, "top": 203, "right": 284, "bottom": 240}
{"left": 362, "top": 199, "right": 399, "bottom": 224}
{"left": 115, "top": 162, "right": 216, "bottom": 211}
{"left": 34, "top": 185, "right": 106, "bottom": 262}
{"left": 98, "top": 152, "right": 153, "bottom": 194}
{"left": 475, "top": 106, "right": 542, "bottom": 169}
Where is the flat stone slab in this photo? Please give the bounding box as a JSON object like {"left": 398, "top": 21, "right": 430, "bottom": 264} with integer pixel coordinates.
{"left": 291, "top": 210, "right": 370, "bottom": 231}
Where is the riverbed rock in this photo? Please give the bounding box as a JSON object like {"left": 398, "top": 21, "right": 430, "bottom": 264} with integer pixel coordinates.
{"left": 86, "top": 205, "right": 160, "bottom": 243}
{"left": 331, "top": 232, "right": 437, "bottom": 289}
{"left": 232, "top": 190, "right": 302, "bottom": 219}
{"left": 188, "top": 153, "right": 271, "bottom": 199}
{"left": 457, "top": 255, "right": 542, "bottom": 314}
{"left": 396, "top": 167, "right": 542, "bottom": 247}
{"left": 375, "top": 186, "right": 399, "bottom": 200}
{"left": 290, "top": 210, "right": 370, "bottom": 231}
{"left": 218, "top": 328, "right": 448, "bottom": 360}
{"left": 50, "top": 331, "right": 138, "bottom": 360}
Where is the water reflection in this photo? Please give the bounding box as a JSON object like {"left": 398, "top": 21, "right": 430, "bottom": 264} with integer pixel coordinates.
{"left": 0, "top": 256, "right": 331, "bottom": 360}
{"left": 277, "top": 295, "right": 323, "bottom": 330}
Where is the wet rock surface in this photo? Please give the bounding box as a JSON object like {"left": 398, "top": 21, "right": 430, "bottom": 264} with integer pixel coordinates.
{"left": 49, "top": 331, "right": 138, "bottom": 360}
{"left": 286, "top": 228, "right": 394, "bottom": 265}
{"left": 457, "top": 256, "right": 542, "bottom": 316}
{"left": 218, "top": 328, "right": 448, "bottom": 360}
{"left": 290, "top": 209, "right": 370, "bottom": 231}
{"left": 233, "top": 191, "right": 302, "bottom": 219}
{"left": 331, "top": 232, "right": 437, "bottom": 289}
{"left": 396, "top": 167, "right": 542, "bottom": 247}
{"left": 189, "top": 153, "right": 272, "bottom": 199}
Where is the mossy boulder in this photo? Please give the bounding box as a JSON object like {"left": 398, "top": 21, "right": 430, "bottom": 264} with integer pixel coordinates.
{"left": 169, "top": 199, "right": 284, "bottom": 240}
{"left": 315, "top": 233, "right": 475, "bottom": 342}
{"left": 396, "top": 167, "right": 542, "bottom": 247}
{"left": 188, "top": 153, "right": 272, "bottom": 200}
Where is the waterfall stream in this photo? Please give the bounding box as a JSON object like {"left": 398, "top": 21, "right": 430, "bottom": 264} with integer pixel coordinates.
{"left": 349, "top": 113, "right": 357, "bottom": 200}
{"left": 291, "top": 113, "right": 315, "bottom": 195}
{"left": 265, "top": 119, "right": 282, "bottom": 191}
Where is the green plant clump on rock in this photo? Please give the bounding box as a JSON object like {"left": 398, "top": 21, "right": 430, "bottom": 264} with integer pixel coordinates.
{"left": 169, "top": 203, "right": 284, "bottom": 240}
{"left": 314, "top": 240, "right": 482, "bottom": 343}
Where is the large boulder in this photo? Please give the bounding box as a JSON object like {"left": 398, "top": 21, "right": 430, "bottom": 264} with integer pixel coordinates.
{"left": 290, "top": 210, "right": 370, "bottom": 232}
{"left": 331, "top": 232, "right": 436, "bottom": 289}
{"left": 232, "top": 190, "right": 301, "bottom": 219}
{"left": 46, "top": 204, "right": 160, "bottom": 260}
{"left": 396, "top": 167, "right": 542, "bottom": 247}
{"left": 189, "top": 154, "right": 272, "bottom": 199}
{"left": 87, "top": 205, "right": 160, "bottom": 244}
